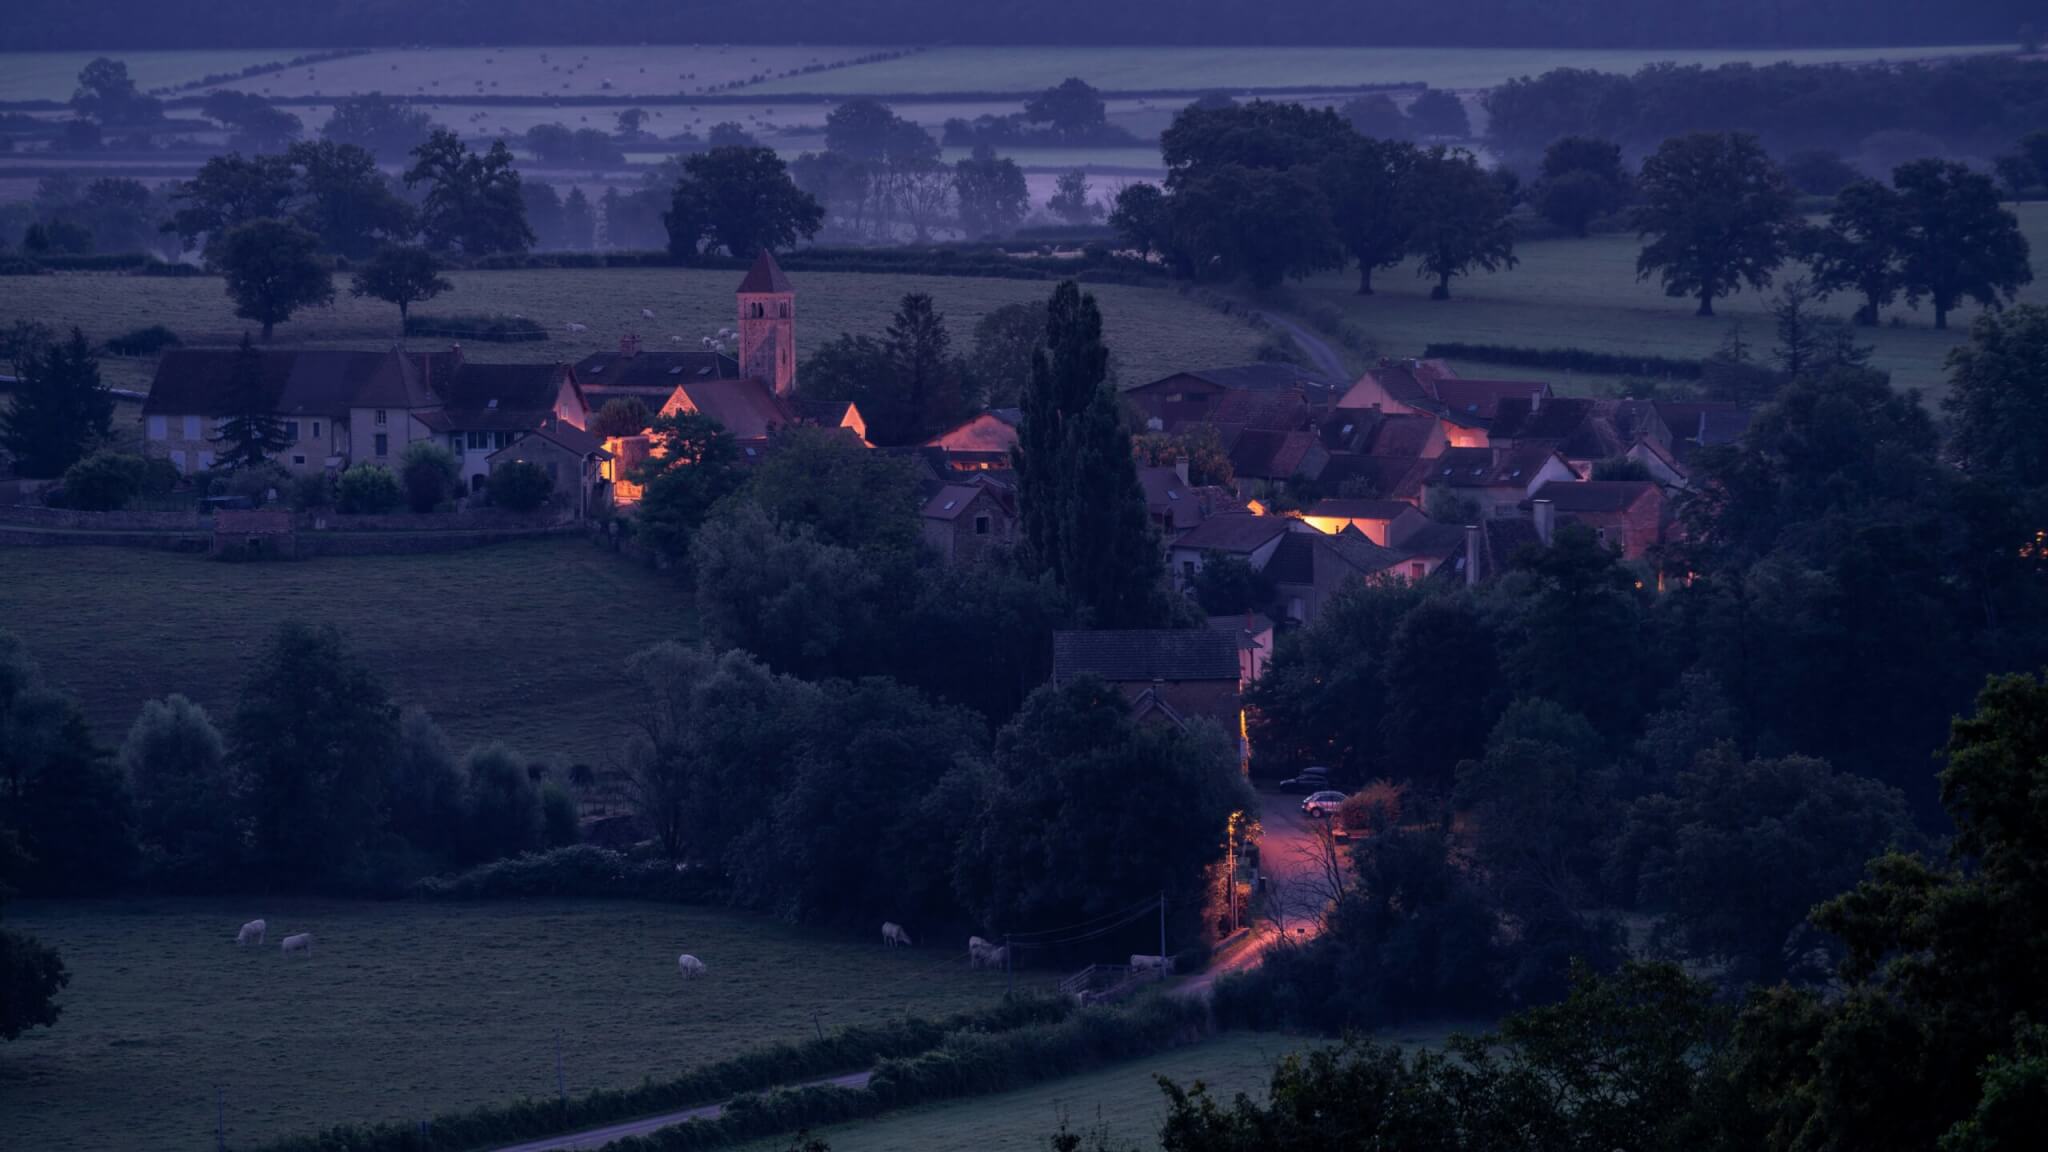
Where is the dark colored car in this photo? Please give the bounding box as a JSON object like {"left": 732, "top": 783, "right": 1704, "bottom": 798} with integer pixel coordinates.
{"left": 1275, "top": 768, "right": 1331, "bottom": 794}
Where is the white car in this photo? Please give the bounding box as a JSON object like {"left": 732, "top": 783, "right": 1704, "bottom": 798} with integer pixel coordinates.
{"left": 1301, "top": 791, "right": 1347, "bottom": 818}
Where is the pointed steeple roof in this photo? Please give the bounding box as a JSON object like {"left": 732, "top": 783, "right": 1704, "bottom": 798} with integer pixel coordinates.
{"left": 737, "top": 249, "right": 792, "bottom": 294}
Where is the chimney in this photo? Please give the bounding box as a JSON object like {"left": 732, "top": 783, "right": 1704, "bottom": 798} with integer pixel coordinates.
{"left": 619, "top": 333, "right": 640, "bottom": 358}
{"left": 1465, "top": 524, "right": 1482, "bottom": 588}
{"left": 1174, "top": 457, "right": 1190, "bottom": 486}
{"left": 1533, "top": 498, "right": 1555, "bottom": 546}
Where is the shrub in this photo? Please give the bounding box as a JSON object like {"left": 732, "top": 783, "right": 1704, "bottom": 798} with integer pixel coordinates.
{"left": 1422, "top": 342, "right": 1704, "bottom": 380}
{"left": 591, "top": 396, "right": 653, "bottom": 438}
{"left": 540, "top": 781, "right": 580, "bottom": 848}
{"left": 404, "top": 312, "right": 547, "bottom": 342}
{"left": 223, "top": 461, "right": 290, "bottom": 506}
{"left": 335, "top": 463, "right": 402, "bottom": 513}
{"left": 103, "top": 324, "right": 182, "bottom": 357}
{"left": 289, "top": 471, "right": 332, "bottom": 510}
{"left": 488, "top": 459, "right": 553, "bottom": 511}
{"left": 61, "top": 452, "right": 148, "bottom": 510}
{"left": 398, "top": 440, "right": 460, "bottom": 512}
{"left": 412, "top": 845, "right": 722, "bottom": 902}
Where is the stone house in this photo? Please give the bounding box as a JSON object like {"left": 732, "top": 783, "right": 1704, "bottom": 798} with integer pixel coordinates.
{"left": 919, "top": 477, "right": 1018, "bottom": 564}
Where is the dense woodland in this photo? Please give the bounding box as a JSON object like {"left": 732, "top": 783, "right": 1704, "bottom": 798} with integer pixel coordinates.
{"left": 1, "top": 0, "right": 2033, "bottom": 51}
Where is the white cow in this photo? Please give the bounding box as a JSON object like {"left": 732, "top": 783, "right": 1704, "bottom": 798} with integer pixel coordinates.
{"left": 1130, "top": 954, "right": 1175, "bottom": 976}
{"left": 677, "top": 953, "right": 707, "bottom": 978}
{"left": 566, "top": 322, "right": 589, "bottom": 334}
{"left": 281, "top": 933, "right": 314, "bottom": 956}
{"left": 641, "top": 308, "right": 657, "bottom": 319}
{"left": 236, "top": 919, "right": 267, "bottom": 947}
{"left": 968, "top": 937, "right": 1006, "bottom": 970}
{"left": 882, "top": 922, "right": 913, "bottom": 948}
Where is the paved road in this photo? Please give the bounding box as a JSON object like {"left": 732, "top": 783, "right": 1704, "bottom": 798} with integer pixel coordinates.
{"left": 490, "top": 1071, "right": 873, "bottom": 1152}
{"left": 1260, "top": 311, "right": 1352, "bottom": 384}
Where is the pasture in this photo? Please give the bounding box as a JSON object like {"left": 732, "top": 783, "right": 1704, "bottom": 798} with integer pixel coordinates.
{"left": 0, "top": 538, "right": 697, "bottom": 766}
{"left": 1289, "top": 201, "right": 2048, "bottom": 402}
{"left": 1, "top": 898, "right": 1046, "bottom": 1151}
{"left": 0, "top": 266, "right": 1271, "bottom": 392}
{"left": 0, "top": 49, "right": 294, "bottom": 101}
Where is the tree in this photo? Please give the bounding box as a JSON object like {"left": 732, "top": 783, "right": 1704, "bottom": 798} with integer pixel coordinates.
{"left": 349, "top": 245, "right": 451, "bottom": 328}
{"left": 61, "top": 452, "right": 146, "bottom": 511}
{"left": 1405, "top": 89, "right": 1470, "bottom": 138}
{"left": 1379, "top": 594, "right": 1496, "bottom": 796}
{"left": 1613, "top": 747, "right": 1916, "bottom": 985}
{"left": 707, "top": 122, "right": 757, "bottom": 149}
{"left": 1339, "top": 93, "right": 1410, "bottom": 140}
{"left": 955, "top": 676, "right": 1248, "bottom": 936}
{"left": 1805, "top": 178, "right": 1909, "bottom": 325}
{"left": 630, "top": 411, "right": 744, "bottom": 561}
{"left": 0, "top": 828, "right": 69, "bottom": 1041}
{"left": 0, "top": 632, "right": 135, "bottom": 898}
{"left": 1533, "top": 135, "right": 1630, "bottom": 237}
{"left": 666, "top": 146, "right": 823, "bottom": 260}
{"left": 884, "top": 292, "right": 970, "bottom": 442}
{"left": 214, "top": 218, "right": 333, "bottom": 341}
{"left": 1024, "top": 78, "right": 1107, "bottom": 140}
{"left": 823, "top": 97, "right": 903, "bottom": 162}
{"left": 229, "top": 623, "right": 396, "bottom": 883}
{"left": 1047, "top": 169, "right": 1099, "bottom": 226}
{"left": 0, "top": 326, "right": 113, "bottom": 478}
{"left": 1108, "top": 182, "right": 1172, "bottom": 262}
{"left": 1944, "top": 307, "right": 2048, "bottom": 490}
{"left": 967, "top": 301, "right": 1047, "bottom": 408}
{"left": 1407, "top": 147, "right": 1517, "bottom": 300}
{"left": 404, "top": 130, "right": 533, "bottom": 256}
{"left": 459, "top": 744, "right": 540, "bottom": 864}
{"left": 1014, "top": 282, "right": 1172, "bottom": 628}
{"left": 334, "top": 463, "right": 402, "bottom": 513}
{"left": 385, "top": 707, "right": 463, "bottom": 867}
{"left": 286, "top": 140, "right": 415, "bottom": 260}
{"left": 1321, "top": 135, "right": 1418, "bottom": 294}
{"left": 1994, "top": 130, "right": 2048, "bottom": 199}
{"left": 213, "top": 332, "right": 288, "bottom": 470}
{"left": 691, "top": 501, "right": 892, "bottom": 681}
{"left": 487, "top": 459, "right": 553, "bottom": 512}
{"left": 70, "top": 57, "right": 161, "bottom": 125}
{"left": 1634, "top": 132, "right": 1798, "bottom": 317}
{"left": 120, "top": 695, "right": 238, "bottom": 885}
{"left": 560, "top": 187, "right": 595, "bottom": 250}
{"left": 590, "top": 396, "right": 652, "bottom": 438}
{"left": 164, "top": 152, "right": 298, "bottom": 256}
{"left": 1189, "top": 553, "right": 1274, "bottom": 616}
{"left": 1784, "top": 149, "right": 1864, "bottom": 196}
{"left": 397, "top": 440, "right": 459, "bottom": 512}
{"left": 321, "top": 93, "right": 435, "bottom": 162}
{"left": 201, "top": 90, "right": 302, "bottom": 152}
{"left": 742, "top": 425, "right": 923, "bottom": 552}
{"left": 952, "top": 144, "right": 1029, "bottom": 238}
{"left": 1768, "top": 278, "right": 1869, "bottom": 379}
{"left": 1174, "top": 163, "right": 1342, "bottom": 288}
{"left": 1893, "top": 159, "right": 2035, "bottom": 330}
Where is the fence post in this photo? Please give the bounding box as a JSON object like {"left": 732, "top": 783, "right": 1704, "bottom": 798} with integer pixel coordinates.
{"left": 1158, "top": 891, "right": 1166, "bottom": 979}
{"left": 215, "top": 1086, "right": 225, "bottom": 1152}
{"left": 555, "top": 1029, "right": 566, "bottom": 1112}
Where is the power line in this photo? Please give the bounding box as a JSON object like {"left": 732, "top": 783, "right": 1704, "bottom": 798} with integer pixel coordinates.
{"left": 1001, "top": 894, "right": 1163, "bottom": 941}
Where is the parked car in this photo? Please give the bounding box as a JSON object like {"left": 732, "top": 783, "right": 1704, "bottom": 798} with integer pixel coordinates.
{"left": 1276, "top": 768, "right": 1331, "bottom": 794}
{"left": 1302, "top": 790, "right": 1347, "bottom": 818}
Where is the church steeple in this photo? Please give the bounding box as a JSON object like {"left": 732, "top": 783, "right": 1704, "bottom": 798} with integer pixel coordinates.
{"left": 737, "top": 250, "right": 795, "bottom": 397}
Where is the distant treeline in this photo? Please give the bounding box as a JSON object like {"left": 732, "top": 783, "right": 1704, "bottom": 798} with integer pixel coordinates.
{"left": 1, "top": 0, "right": 2033, "bottom": 50}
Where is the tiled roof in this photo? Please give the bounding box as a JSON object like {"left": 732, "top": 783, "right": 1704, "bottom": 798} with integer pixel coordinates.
{"left": 1171, "top": 512, "right": 1290, "bottom": 555}
{"left": 1304, "top": 497, "right": 1413, "bottom": 522}
{"left": 1207, "top": 613, "right": 1274, "bottom": 650}
{"left": 1430, "top": 378, "right": 1550, "bottom": 422}
{"left": 1320, "top": 453, "right": 1426, "bottom": 499}
{"left": 1229, "top": 429, "right": 1323, "bottom": 480}
{"left": 663, "top": 377, "right": 794, "bottom": 441}
{"left": 921, "top": 483, "right": 998, "bottom": 521}
{"left": 144, "top": 348, "right": 293, "bottom": 416}
{"left": 737, "top": 249, "right": 793, "bottom": 294}
{"left": 1488, "top": 397, "right": 1596, "bottom": 442}
{"left": 436, "top": 362, "right": 564, "bottom": 419}
{"left": 1263, "top": 533, "right": 1315, "bottom": 584}
{"left": 1531, "top": 480, "right": 1658, "bottom": 513}
{"left": 504, "top": 416, "right": 611, "bottom": 460}
{"left": 1053, "top": 629, "right": 1241, "bottom": 684}
{"left": 1321, "top": 529, "right": 1407, "bottom": 575}
{"left": 145, "top": 348, "right": 423, "bottom": 418}
{"left": 574, "top": 350, "right": 739, "bottom": 390}
{"left": 1426, "top": 445, "right": 1568, "bottom": 489}
{"left": 1142, "top": 363, "right": 1335, "bottom": 393}
{"left": 928, "top": 410, "right": 1021, "bottom": 454}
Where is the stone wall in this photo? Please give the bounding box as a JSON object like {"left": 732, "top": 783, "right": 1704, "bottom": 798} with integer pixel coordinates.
{"left": 0, "top": 506, "right": 204, "bottom": 530}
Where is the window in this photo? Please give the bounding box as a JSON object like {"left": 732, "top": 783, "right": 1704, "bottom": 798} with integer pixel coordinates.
{"left": 1409, "top": 562, "right": 1426, "bottom": 581}
{"left": 147, "top": 416, "right": 166, "bottom": 440}
{"left": 374, "top": 433, "right": 388, "bottom": 456}
{"left": 293, "top": 455, "right": 305, "bottom": 465}
{"left": 374, "top": 409, "right": 387, "bottom": 426}
{"left": 452, "top": 435, "right": 465, "bottom": 453}
{"left": 284, "top": 421, "right": 300, "bottom": 440}
{"left": 1181, "top": 559, "right": 1197, "bottom": 579}
{"left": 313, "top": 421, "right": 321, "bottom": 438}
{"left": 974, "top": 514, "right": 992, "bottom": 536}
{"left": 470, "top": 431, "right": 488, "bottom": 450}
{"left": 778, "top": 301, "right": 790, "bottom": 318}
{"left": 183, "top": 416, "right": 201, "bottom": 439}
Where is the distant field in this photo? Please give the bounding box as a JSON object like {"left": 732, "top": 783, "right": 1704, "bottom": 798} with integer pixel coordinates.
{"left": 0, "top": 538, "right": 697, "bottom": 765}
{"left": 0, "top": 49, "right": 295, "bottom": 101}
{"left": 0, "top": 267, "right": 1269, "bottom": 391}
{"left": 746, "top": 43, "right": 2014, "bottom": 95}
{"left": 3, "top": 898, "right": 1047, "bottom": 1151}
{"left": 1291, "top": 201, "right": 2048, "bottom": 402}
{"left": 735, "top": 1021, "right": 1467, "bottom": 1152}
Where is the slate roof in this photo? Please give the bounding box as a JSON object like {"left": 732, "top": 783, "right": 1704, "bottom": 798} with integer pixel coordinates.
{"left": 1264, "top": 533, "right": 1316, "bottom": 585}
{"left": 574, "top": 349, "right": 739, "bottom": 390}
{"left": 737, "top": 249, "right": 793, "bottom": 294}
{"left": 1207, "top": 613, "right": 1274, "bottom": 651}
{"left": 145, "top": 348, "right": 423, "bottom": 418}
{"left": 144, "top": 348, "right": 294, "bottom": 416}
{"left": 436, "top": 362, "right": 564, "bottom": 417}
{"left": 1052, "top": 629, "right": 1241, "bottom": 684}
{"left": 1423, "top": 445, "right": 1568, "bottom": 489}
{"left": 1170, "top": 512, "right": 1290, "bottom": 555}
{"left": 922, "top": 483, "right": 1000, "bottom": 521}
{"left": 1530, "top": 479, "right": 1658, "bottom": 513}
{"left": 1322, "top": 529, "right": 1408, "bottom": 575}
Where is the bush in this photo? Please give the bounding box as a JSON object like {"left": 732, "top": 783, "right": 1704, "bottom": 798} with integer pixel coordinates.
{"left": 540, "top": 782, "right": 580, "bottom": 848}
{"left": 398, "top": 440, "right": 460, "bottom": 513}
{"left": 591, "top": 396, "right": 652, "bottom": 438}
{"left": 1422, "top": 341, "right": 1704, "bottom": 380}
{"left": 404, "top": 312, "right": 547, "bottom": 342}
{"left": 103, "top": 324, "right": 181, "bottom": 357}
{"left": 289, "top": 471, "right": 332, "bottom": 510}
{"left": 488, "top": 459, "right": 553, "bottom": 511}
{"left": 222, "top": 461, "right": 290, "bottom": 506}
{"left": 335, "top": 463, "right": 402, "bottom": 513}
{"left": 412, "top": 845, "right": 723, "bottom": 902}
{"left": 61, "top": 452, "right": 148, "bottom": 510}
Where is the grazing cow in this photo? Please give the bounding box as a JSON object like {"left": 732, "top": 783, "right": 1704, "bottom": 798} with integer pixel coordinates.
{"left": 281, "top": 933, "right": 314, "bottom": 956}
{"left": 1130, "top": 954, "right": 1175, "bottom": 976}
{"left": 677, "top": 953, "right": 706, "bottom": 978}
{"left": 236, "top": 919, "right": 267, "bottom": 947}
{"left": 968, "top": 937, "right": 1007, "bottom": 970}
{"left": 882, "top": 922, "right": 913, "bottom": 948}
{"left": 566, "top": 322, "right": 589, "bottom": 334}
{"left": 641, "top": 308, "right": 657, "bottom": 319}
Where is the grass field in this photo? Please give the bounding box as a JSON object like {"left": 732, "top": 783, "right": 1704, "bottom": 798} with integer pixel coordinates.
{"left": 0, "top": 50, "right": 297, "bottom": 101}
{"left": 0, "top": 266, "right": 1270, "bottom": 393}
{"left": 746, "top": 44, "right": 2015, "bottom": 95}
{"left": 0, "top": 538, "right": 697, "bottom": 765}
{"left": 1287, "top": 201, "right": 2048, "bottom": 402}
{"left": 2, "top": 898, "right": 1048, "bottom": 1151}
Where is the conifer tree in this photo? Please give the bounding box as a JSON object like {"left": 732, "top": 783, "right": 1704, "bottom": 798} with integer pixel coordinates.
{"left": 213, "top": 333, "right": 288, "bottom": 471}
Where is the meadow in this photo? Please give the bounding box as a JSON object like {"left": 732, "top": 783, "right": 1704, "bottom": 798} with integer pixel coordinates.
{"left": 0, "top": 49, "right": 295, "bottom": 101}
{"left": 1288, "top": 201, "right": 2048, "bottom": 402}
{"left": 1, "top": 898, "right": 1048, "bottom": 1151}
{"left": 0, "top": 266, "right": 1272, "bottom": 392}
{"left": 0, "top": 538, "right": 697, "bottom": 766}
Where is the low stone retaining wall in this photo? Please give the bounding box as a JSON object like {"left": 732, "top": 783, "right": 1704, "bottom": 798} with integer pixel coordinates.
{"left": 0, "top": 506, "right": 203, "bottom": 530}
{"left": 0, "top": 526, "right": 209, "bottom": 552}
{"left": 299, "top": 509, "right": 569, "bottom": 532}
{"left": 296, "top": 525, "right": 581, "bottom": 556}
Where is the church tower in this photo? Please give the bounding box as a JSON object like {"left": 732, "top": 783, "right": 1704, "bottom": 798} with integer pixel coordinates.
{"left": 736, "top": 250, "right": 795, "bottom": 397}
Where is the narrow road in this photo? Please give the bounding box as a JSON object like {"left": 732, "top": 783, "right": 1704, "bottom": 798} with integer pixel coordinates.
{"left": 1172, "top": 788, "right": 1338, "bottom": 1000}
{"left": 490, "top": 1071, "right": 874, "bottom": 1152}
{"left": 1260, "top": 311, "right": 1352, "bottom": 384}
